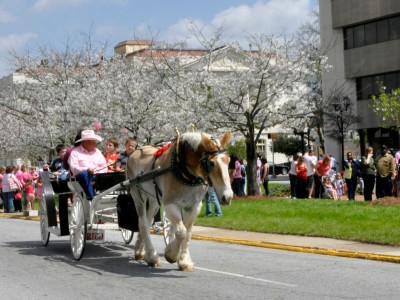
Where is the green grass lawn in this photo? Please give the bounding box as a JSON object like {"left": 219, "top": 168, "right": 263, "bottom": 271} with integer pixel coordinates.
{"left": 196, "top": 198, "right": 400, "bottom": 246}
{"left": 28, "top": 183, "right": 400, "bottom": 247}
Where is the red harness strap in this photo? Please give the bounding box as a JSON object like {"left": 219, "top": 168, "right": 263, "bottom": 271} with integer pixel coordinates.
{"left": 153, "top": 143, "right": 173, "bottom": 158}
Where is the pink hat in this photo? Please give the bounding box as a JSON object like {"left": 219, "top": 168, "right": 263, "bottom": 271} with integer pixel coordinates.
{"left": 75, "top": 129, "right": 102, "bottom": 143}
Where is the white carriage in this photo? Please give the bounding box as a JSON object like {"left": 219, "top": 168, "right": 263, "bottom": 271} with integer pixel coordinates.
{"left": 39, "top": 168, "right": 174, "bottom": 260}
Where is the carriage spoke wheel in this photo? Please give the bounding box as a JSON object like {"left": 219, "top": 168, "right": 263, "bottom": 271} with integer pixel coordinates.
{"left": 70, "top": 194, "right": 86, "bottom": 260}
{"left": 120, "top": 228, "right": 134, "bottom": 244}
{"left": 162, "top": 209, "right": 175, "bottom": 245}
{"left": 39, "top": 193, "right": 50, "bottom": 246}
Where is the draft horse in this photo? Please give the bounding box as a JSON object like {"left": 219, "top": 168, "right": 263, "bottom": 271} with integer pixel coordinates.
{"left": 126, "top": 131, "right": 233, "bottom": 271}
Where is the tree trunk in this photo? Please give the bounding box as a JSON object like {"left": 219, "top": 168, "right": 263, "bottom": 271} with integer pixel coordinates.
{"left": 246, "top": 136, "right": 258, "bottom": 195}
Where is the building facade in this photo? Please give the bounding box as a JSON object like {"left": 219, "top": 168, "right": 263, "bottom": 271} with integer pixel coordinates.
{"left": 319, "top": 0, "right": 400, "bottom": 164}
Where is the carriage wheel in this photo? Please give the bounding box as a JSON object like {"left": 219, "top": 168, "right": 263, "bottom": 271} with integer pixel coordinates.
{"left": 120, "top": 228, "right": 134, "bottom": 244}
{"left": 162, "top": 209, "right": 175, "bottom": 245}
{"left": 39, "top": 193, "right": 50, "bottom": 246}
{"left": 70, "top": 194, "right": 87, "bottom": 260}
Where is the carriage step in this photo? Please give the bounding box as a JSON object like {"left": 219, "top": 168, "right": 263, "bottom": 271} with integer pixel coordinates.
{"left": 47, "top": 226, "right": 61, "bottom": 236}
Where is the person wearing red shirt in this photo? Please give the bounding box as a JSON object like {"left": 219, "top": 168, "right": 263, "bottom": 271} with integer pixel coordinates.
{"left": 313, "top": 155, "right": 332, "bottom": 198}
{"left": 296, "top": 156, "right": 308, "bottom": 199}
{"left": 104, "top": 138, "right": 119, "bottom": 172}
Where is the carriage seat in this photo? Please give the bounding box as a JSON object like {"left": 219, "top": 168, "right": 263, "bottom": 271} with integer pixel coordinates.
{"left": 94, "top": 172, "right": 127, "bottom": 192}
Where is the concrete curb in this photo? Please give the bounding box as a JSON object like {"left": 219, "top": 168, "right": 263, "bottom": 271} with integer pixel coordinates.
{"left": 191, "top": 235, "right": 400, "bottom": 264}
{"left": 2, "top": 213, "right": 399, "bottom": 264}
{"left": 0, "top": 213, "right": 40, "bottom": 221}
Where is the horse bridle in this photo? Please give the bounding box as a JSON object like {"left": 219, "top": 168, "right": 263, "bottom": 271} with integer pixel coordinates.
{"left": 199, "top": 148, "right": 227, "bottom": 174}
{"left": 169, "top": 137, "right": 228, "bottom": 186}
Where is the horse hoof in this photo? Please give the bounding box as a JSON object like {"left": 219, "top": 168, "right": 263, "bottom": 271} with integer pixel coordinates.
{"left": 178, "top": 262, "right": 194, "bottom": 272}
{"left": 135, "top": 253, "right": 145, "bottom": 261}
{"left": 164, "top": 254, "right": 177, "bottom": 264}
{"left": 147, "top": 258, "right": 161, "bottom": 268}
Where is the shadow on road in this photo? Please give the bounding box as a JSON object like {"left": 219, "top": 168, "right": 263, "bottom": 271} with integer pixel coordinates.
{"left": 5, "top": 240, "right": 186, "bottom": 278}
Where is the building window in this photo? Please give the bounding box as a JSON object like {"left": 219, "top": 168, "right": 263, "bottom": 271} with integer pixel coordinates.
{"left": 344, "top": 28, "right": 354, "bottom": 49}
{"left": 344, "top": 15, "right": 400, "bottom": 50}
{"left": 353, "top": 25, "right": 365, "bottom": 48}
{"left": 356, "top": 71, "right": 400, "bottom": 100}
{"left": 256, "top": 139, "right": 266, "bottom": 156}
{"left": 357, "top": 76, "right": 373, "bottom": 100}
{"left": 364, "top": 22, "right": 377, "bottom": 45}
{"left": 389, "top": 16, "right": 400, "bottom": 40}
{"left": 377, "top": 19, "right": 389, "bottom": 43}
{"left": 385, "top": 73, "right": 397, "bottom": 92}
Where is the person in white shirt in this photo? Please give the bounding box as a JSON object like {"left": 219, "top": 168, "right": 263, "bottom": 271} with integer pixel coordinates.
{"left": 303, "top": 150, "right": 317, "bottom": 198}
{"left": 329, "top": 154, "right": 338, "bottom": 172}
{"left": 288, "top": 154, "right": 299, "bottom": 199}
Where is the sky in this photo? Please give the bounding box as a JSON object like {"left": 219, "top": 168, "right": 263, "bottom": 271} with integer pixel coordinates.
{"left": 0, "top": 0, "right": 318, "bottom": 77}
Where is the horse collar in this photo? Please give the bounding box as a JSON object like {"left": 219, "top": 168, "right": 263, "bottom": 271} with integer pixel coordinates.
{"left": 171, "top": 143, "right": 208, "bottom": 187}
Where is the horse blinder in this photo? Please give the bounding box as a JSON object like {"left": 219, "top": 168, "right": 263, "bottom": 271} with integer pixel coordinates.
{"left": 200, "top": 149, "right": 225, "bottom": 174}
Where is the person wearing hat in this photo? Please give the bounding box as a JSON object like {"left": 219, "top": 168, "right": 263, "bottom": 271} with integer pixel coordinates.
{"left": 343, "top": 152, "right": 360, "bottom": 200}
{"left": 68, "top": 129, "right": 107, "bottom": 200}
{"left": 375, "top": 145, "right": 395, "bottom": 199}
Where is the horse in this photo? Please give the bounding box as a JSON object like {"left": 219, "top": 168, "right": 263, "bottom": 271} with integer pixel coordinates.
{"left": 126, "top": 131, "right": 233, "bottom": 271}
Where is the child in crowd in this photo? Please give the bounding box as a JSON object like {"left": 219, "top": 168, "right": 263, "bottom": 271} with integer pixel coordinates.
{"left": 29, "top": 166, "right": 39, "bottom": 195}
{"left": 29, "top": 166, "right": 39, "bottom": 183}
{"left": 36, "top": 176, "right": 43, "bottom": 206}
{"left": 104, "top": 138, "right": 119, "bottom": 172}
{"left": 334, "top": 173, "right": 344, "bottom": 200}
{"left": 116, "top": 138, "right": 137, "bottom": 172}
{"left": 24, "top": 178, "right": 36, "bottom": 210}
{"left": 323, "top": 177, "right": 338, "bottom": 200}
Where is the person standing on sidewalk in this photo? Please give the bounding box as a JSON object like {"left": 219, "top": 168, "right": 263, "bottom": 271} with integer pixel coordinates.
{"left": 2, "top": 166, "right": 17, "bottom": 213}
{"left": 304, "top": 150, "right": 317, "bottom": 198}
{"left": 288, "top": 154, "right": 299, "bottom": 199}
{"left": 261, "top": 157, "right": 270, "bottom": 196}
{"left": 343, "top": 152, "right": 361, "bottom": 201}
{"left": 313, "top": 155, "right": 331, "bottom": 198}
{"left": 204, "top": 186, "right": 222, "bottom": 217}
{"left": 295, "top": 156, "right": 308, "bottom": 199}
{"left": 231, "top": 158, "right": 243, "bottom": 196}
{"left": 0, "top": 166, "right": 4, "bottom": 210}
{"left": 375, "top": 145, "right": 394, "bottom": 199}
{"left": 256, "top": 156, "right": 262, "bottom": 196}
{"left": 360, "top": 146, "right": 376, "bottom": 201}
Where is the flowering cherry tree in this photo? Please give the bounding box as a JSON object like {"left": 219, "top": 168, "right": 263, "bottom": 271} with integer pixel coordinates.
{"left": 148, "top": 27, "right": 317, "bottom": 194}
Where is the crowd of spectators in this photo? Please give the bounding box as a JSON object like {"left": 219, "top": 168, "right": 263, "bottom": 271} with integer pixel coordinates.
{"left": 2, "top": 130, "right": 398, "bottom": 215}
{"left": 0, "top": 129, "right": 138, "bottom": 212}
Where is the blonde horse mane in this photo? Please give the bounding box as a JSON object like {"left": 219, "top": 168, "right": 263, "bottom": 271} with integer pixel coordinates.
{"left": 181, "top": 132, "right": 219, "bottom": 151}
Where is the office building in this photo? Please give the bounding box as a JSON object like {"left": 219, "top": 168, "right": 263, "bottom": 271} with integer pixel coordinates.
{"left": 319, "top": 0, "right": 400, "bottom": 160}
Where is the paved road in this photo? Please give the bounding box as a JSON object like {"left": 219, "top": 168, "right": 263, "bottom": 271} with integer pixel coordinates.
{"left": 2, "top": 218, "right": 400, "bottom": 299}
{"left": 269, "top": 175, "right": 289, "bottom": 183}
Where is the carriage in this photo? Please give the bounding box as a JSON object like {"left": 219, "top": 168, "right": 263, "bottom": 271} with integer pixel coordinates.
{"left": 39, "top": 167, "right": 175, "bottom": 259}
{"left": 39, "top": 131, "right": 233, "bottom": 271}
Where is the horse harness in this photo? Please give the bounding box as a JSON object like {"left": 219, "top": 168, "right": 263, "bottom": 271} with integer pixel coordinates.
{"left": 128, "top": 138, "right": 227, "bottom": 205}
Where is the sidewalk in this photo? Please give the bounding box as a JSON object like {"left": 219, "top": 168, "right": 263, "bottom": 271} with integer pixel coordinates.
{"left": 1, "top": 209, "right": 399, "bottom": 264}
{"left": 191, "top": 226, "right": 400, "bottom": 263}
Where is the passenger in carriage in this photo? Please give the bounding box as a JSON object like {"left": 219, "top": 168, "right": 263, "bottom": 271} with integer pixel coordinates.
{"left": 115, "top": 137, "right": 137, "bottom": 172}
{"left": 68, "top": 130, "right": 107, "bottom": 200}
{"left": 103, "top": 138, "right": 119, "bottom": 172}
{"left": 47, "top": 144, "right": 69, "bottom": 180}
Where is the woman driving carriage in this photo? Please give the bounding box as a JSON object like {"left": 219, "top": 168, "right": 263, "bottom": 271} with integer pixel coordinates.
{"left": 68, "top": 130, "right": 107, "bottom": 200}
